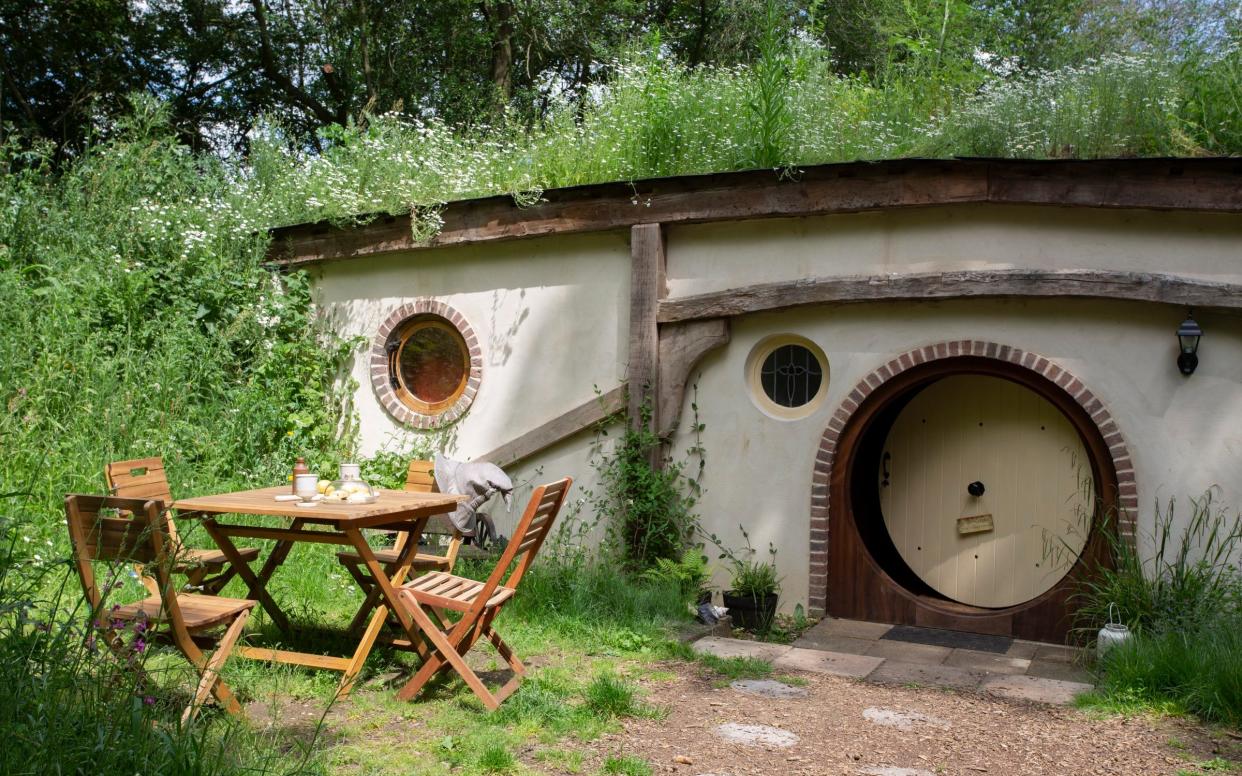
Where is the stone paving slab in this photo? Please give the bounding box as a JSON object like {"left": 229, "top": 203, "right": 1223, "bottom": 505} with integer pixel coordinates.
{"left": 1005, "top": 639, "right": 1042, "bottom": 659}
{"left": 791, "top": 632, "right": 876, "bottom": 655}
{"left": 864, "top": 640, "right": 952, "bottom": 666}
{"left": 868, "top": 659, "right": 984, "bottom": 691}
{"left": 714, "top": 722, "right": 799, "bottom": 748}
{"left": 807, "top": 617, "right": 894, "bottom": 640}
{"left": 1032, "top": 644, "right": 1080, "bottom": 663}
{"left": 981, "top": 673, "right": 1093, "bottom": 705}
{"left": 943, "top": 648, "right": 1032, "bottom": 675}
{"left": 692, "top": 637, "right": 791, "bottom": 662}
{"left": 688, "top": 630, "right": 1093, "bottom": 705}
{"left": 1024, "top": 659, "right": 1094, "bottom": 684}
{"left": 774, "top": 646, "right": 884, "bottom": 678}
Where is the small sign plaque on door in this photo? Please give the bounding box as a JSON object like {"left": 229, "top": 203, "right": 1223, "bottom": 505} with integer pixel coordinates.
{"left": 957, "top": 514, "right": 994, "bottom": 535}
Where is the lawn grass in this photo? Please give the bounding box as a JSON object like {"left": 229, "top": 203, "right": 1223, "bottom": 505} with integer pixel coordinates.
{"left": 221, "top": 551, "right": 689, "bottom": 773}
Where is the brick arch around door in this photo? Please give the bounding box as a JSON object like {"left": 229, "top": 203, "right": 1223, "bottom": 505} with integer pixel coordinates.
{"left": 807, "top": 340, "right": 1138, "bottom": 640}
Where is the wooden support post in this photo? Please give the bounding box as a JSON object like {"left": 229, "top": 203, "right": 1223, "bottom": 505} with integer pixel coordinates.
{"left": 628, "top": 224, "right": 667, "bottom": 437}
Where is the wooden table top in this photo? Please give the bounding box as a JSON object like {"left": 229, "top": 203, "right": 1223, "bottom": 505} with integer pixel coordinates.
{"left": 174, "top": 485, "right": 465, "bottom": 526}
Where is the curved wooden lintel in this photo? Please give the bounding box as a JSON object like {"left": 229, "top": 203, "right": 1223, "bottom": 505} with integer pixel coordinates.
{"left": 657, "top": 269, "right": 1242, "bottom": 323}
{"left": 656, "top": 319, "right": 730, "bottom": 438}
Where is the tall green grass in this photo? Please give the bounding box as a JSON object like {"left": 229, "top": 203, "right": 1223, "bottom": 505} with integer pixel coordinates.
{"left": 1096, "top": 615, "right": 1242, "bottom": 726}
{"left": 1077, "top": 492, "right": 1242, "bottom": 727}
{"left": 1076, "top": 491, "right": 1242, "bottom": 635}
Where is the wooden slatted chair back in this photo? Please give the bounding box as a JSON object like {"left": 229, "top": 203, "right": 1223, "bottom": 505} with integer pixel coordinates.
{"left": 393, "top": 459, "right": 461, "bottom": 559}
{"left": 404, "top": 460, "right": 437, "bottom": 493}
{"left": 64, "top": 494, "right": 185, "bottom": 633}
{"left": 472, "top": 477, "right": 572, "bottom": 608}
{"left": 106, "top": 457, "right": 180, "bottom": 540}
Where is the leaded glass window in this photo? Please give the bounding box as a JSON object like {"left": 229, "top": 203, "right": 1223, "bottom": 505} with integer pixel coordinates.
{"left": 760, "top": 344, "right": 823, "bottom": 408}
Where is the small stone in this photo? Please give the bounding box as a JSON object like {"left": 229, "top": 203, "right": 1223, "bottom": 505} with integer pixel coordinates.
{"left": 674, "top": 755, "right": 694, "bottom": 765}
{"left": 714, "top": 723, "right": 799, "bottom": 748}
{"left": 862, "top": 707, "right": 950, "bottom": 731}
{"left": 730, "top": 679, "right": 809, "bottom": 699}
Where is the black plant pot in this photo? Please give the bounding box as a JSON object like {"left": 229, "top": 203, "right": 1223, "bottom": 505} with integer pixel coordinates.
{"left": 722, "top": 590, "right": 778, "bottom": 632}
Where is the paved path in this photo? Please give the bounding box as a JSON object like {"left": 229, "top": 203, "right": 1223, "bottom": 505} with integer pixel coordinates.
{"left": 693, "top": 617, "right": 1094, "bottom": 705}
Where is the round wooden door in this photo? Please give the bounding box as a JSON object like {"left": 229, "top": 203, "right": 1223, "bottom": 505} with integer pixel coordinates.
{"left": 878, "top": 375, "right": 1094, "bottom": 608}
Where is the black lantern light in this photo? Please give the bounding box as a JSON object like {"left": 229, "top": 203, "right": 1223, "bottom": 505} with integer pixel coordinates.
{"left": 1176, "top": 312, "right": 1202, "bottom": 376}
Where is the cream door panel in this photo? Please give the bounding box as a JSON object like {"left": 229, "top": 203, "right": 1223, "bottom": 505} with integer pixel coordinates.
{"left": 879, "top": 375, "right": 1093, "bottom": 608}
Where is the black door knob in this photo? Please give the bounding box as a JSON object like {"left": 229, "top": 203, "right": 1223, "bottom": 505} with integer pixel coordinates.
{"left": 967, "top": 481, "right": 986, "bottom": 497}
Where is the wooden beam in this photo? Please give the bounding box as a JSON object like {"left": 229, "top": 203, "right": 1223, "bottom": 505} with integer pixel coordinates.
{"left": 657, "top": 269, "right": 1242, "bottom": 323}
{"left": 475, "top": 385, "right": 626, "bottom": 469}
{"left": 657, "top": 319, "right": 730, "bottom": 438}
{"left": 628, "top": 224, "right": 666, "bottom": 434}
{"left": 266, "top": 158, "right": 1242, "bottom": 267}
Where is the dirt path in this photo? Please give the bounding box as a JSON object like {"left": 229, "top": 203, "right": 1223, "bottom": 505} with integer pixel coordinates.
{"left": 566, "top": 664, "right": 1238, "bottom": 776}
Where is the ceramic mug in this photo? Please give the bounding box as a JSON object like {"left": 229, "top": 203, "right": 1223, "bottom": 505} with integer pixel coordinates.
{"left": 294, "top": 473, "right": 319, "bottom": 502}
{"left": 338, "top": 462, "right": 361, "bottom": 481}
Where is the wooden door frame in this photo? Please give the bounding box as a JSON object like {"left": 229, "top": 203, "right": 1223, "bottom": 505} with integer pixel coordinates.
{"left": 809, "top": 341, "right": 1138, "bottom": 642}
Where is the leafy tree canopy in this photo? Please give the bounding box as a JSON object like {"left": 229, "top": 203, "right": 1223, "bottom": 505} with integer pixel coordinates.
{"left": 2, "top": 0, "right": 1236, "bottom": 157}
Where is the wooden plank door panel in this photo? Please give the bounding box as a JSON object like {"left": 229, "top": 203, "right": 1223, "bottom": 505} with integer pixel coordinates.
{"left": 879, "top": 375, "right": 1093, "bottom": 608}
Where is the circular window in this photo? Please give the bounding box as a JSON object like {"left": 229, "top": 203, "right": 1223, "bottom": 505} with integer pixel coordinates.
{"left": 393, "top": 318, "right": 469, "bottom": 413}
{"left": 371, "top": 301, "right": 481, "bottom": 428}
{"left": 746, "top": 335, "right": 829, "bottom": 420}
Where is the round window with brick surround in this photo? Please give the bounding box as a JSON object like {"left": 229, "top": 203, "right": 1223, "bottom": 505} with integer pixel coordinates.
{"left": 371, "top": 301, "right": 481, "bottom": 428}
{"left": 393, "top": 318, "right": 468, "bottom": 412}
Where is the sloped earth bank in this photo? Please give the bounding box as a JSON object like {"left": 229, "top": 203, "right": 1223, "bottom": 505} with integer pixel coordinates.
{"left": 560, "top": 665, "right": 1239, "bottom": 776}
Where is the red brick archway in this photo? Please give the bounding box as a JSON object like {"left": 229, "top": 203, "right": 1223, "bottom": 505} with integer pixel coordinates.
{"left": 807, "top": 340, "right": 1137, "bottom": 619}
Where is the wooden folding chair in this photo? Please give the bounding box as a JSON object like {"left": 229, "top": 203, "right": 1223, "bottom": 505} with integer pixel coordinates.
{"left": 106, "top": 457, "right": 259, "bottom": 594}
{"left": 336, "top": 460, "right": 465, "bottom": 633}
{"left": 394, "top": 477, "right": 572, "bottom": 709}
{"left": 65, "top": 494, "right": 256, "bottom": 724}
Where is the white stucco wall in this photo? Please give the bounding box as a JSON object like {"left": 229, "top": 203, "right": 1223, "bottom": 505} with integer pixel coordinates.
{"left": 309, "top": 203, "right": 1242, "bottom": 610}
{"left": 311, "top": 231, "right": 630, "bottom": 538}
{"left": 669, "top": 299, "right": 1242, "bottom": 611}
{"left": 668, "top": 205, "right": 1242, "bottom": 297}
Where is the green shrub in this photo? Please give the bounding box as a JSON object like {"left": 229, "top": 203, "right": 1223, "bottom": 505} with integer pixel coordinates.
{"left": 589, "top": 417, "right": 703, "bottom": 570}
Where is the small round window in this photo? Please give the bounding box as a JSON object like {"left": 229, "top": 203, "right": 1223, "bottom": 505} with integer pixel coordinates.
{"left": 746, "top": 335, "right": 829, "bottom": 420}
{"left": 372, "top": 301, "right": 481, "bottom": 428}
{"left": 393, "top": 318, "right": 469, "bottom": 412}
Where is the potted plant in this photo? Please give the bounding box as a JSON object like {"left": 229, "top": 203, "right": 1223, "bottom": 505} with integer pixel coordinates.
{"left": 713, "top": 525, "right": 781, "bottom": 633}
{"left": 723, "top": 559, "right": 780, "bottom": 632}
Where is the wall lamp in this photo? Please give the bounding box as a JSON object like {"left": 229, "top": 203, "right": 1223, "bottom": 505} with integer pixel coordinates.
{"left": 1177, "top": 312, "right": 1202, "bottom": 376}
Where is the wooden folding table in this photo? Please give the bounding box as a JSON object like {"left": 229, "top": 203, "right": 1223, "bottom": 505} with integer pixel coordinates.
{"left": 173, "top": 485, "right": 465, "bottom": 695}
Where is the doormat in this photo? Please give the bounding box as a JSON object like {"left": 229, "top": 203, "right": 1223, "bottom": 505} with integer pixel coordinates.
{"left": 880, "top": 624, "right": 1012, "bottom": 654}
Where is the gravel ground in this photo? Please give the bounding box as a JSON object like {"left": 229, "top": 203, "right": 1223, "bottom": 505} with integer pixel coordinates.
{"left": 565, "top": 664, "right": 1240, "bottom": 776}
